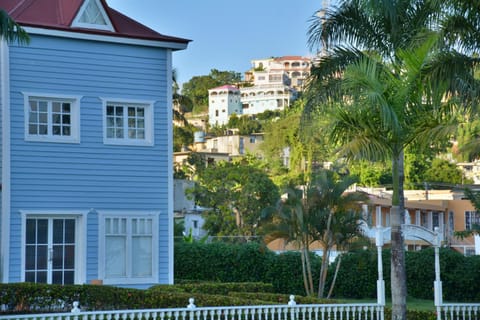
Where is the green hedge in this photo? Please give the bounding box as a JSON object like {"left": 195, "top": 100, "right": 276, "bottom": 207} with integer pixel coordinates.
{"left": 327, "top": 247, "right": 480, "bottom": 301}
{"left": 384, "top": 308, "right": 436, "bottom": 320}
{"left": 150, "top": 282, "right": 274, "bottom": 295}
{"left": 0, "top": 282, "right": 277, "bottom": 314}
{"left": 174, "top": 241, "right": 320, "bottom": 295}
{"left": 175, "top": 242, "right": 480, "bottom": 301}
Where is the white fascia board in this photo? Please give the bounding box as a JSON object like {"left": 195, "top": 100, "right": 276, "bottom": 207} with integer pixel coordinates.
{"left": 23, "top": 27, "right": 188, "bottom": 50}
{"left": 0, "top": 38, "right": 11, "bottom": 282}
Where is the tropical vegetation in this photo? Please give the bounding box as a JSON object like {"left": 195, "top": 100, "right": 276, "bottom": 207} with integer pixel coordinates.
{"left": 305, "top": 0, "right": 480, "bottom": 318}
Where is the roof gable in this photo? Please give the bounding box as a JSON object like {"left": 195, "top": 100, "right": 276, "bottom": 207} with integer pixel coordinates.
{"left": 71, "top": 0, "right": 114, "bottom": 32}
{"left": 0, "top": 0, "right": 190, "bottom": 46}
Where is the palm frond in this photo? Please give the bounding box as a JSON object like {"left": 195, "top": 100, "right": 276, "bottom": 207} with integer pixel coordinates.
{"left": 0, "top": 10, "right": 29, "bottom": 45}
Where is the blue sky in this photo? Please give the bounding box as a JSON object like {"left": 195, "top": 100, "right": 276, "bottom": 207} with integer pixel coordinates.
{"left": 106, "top": 0, "right": 322, "bottom": 84}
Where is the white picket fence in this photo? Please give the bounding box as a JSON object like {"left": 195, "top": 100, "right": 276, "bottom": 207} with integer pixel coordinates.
{"left": 0, "top": 298, "right": 384, "bottom": 320}
{"left": 437, "top": 303, "right": 480, "bottom": 320}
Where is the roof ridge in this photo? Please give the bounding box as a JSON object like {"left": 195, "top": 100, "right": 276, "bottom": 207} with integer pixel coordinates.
{"left": 9, "top": 0, "right": 33, "bottom": 19}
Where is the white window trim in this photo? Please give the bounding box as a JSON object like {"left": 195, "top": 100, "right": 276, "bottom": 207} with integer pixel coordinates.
{"left": 98, "top": 211, "right": 159, "bottom": 285}
{"left": 71, "top": 0, "right": 115, "bottom": 32}
{"left": 23, "top": 92, "right": 81, "bottom": 144}
{"left": 19, "top": 210, "right": 87, "bottom": 285}
{"left": 101, "top": 98, "right": 154, "bottom": 146}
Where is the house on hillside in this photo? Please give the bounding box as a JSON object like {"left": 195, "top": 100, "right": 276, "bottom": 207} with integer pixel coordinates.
{"left": 208, "top": 85, "right": 242, "bottom": 126}
{"left": 0, "top": 0, "right": 189, "bottom": 288}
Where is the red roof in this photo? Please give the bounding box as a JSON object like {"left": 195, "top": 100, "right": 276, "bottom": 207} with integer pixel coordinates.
{"left": 209, "top": 85, "right": 239, "bottom": 91}
{"left": 0, "top": 0, "right": 190, "bottom": 44}
{"left": 274, "top": 56, "right": 310, "bottom": 61}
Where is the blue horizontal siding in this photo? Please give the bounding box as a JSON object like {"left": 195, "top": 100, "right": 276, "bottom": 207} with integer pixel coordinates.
{"left": 7, "top": 34, "right": 172, "bottom": 285}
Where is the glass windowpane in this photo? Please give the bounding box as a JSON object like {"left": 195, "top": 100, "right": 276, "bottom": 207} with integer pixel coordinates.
{"left": 65, "top": 245, "right": 75, "bottom": 269}
{"left": 64, "top": 271, "right": 74, "bottom": 284}
{"left": 65, "top": 220, "right": 75, "bottom": 243}
{"left": 39, "top": 125, "right": 48, "bottom": 135}
{"left": 37, "top": 245, "right": 48, "bottom": 269}
{"left": 52, "top": 245, "right": 63, "bottom": 269}
{"left": 37, "top": 271, "right": 47, "bottom": 283}
{"left": 53, "top": 220, "right": 64, "bottom": 243}
{"left": 132, "top": 236, "right": 152, "bottom": 277}
{"left": 52, "top": 271, "right": 63, "bottom": 284}
{"left": 26, "top": 219, "right": 36, "bottom": 244}
{"left": 25, "top": 246, "right": 36, "bottom": 269}
{"left": 25, "top": 272, "right": 35, "bottom": 282}
{"left": 52, "top": 102, "right": 61, "bottom": 113}
{"left": 105, "top": 236, "right": 126, "bottom": 277}
{"left": 37, "top": 220, "right": 48, "bottom": 243}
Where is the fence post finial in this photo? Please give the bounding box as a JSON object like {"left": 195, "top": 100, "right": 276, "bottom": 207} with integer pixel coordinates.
{"left": 187, "top": 298, "right": 196, "bottom": 309}
{"left": 71, "top": 301, "right": 80, "bottom": 313}
{"left": 288, "top": 295, "right": 296, "bottom": 306}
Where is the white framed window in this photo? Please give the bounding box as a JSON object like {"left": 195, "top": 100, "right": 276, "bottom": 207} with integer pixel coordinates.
{"left": 102, "top": 99, "right": 154, "bottom": 146}
{"left": 465, "top": 211, "right": 480, "bottom": 230}
{"left": 99, "top": 212, "right": 158, "bottom": 285}
{"left": 71, "top": 0, "right": 114, "bottom": 31}
{"left": 24, "top": 93, "right": 80, "bottom": 143}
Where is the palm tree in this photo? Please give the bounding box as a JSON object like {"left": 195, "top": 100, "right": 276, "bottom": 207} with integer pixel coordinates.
{"left": 261, "top": 170, "right": 368, "bottom": 298}
{"left": 172, "top": 68, "right": 193, "bottom": 126}
{"left": 306, "top": 1, "right": 478, "bottom": 318}
{"left": 260, "top": 186, "right": 316, "bottom": 296}
{"left": 0, "top": 10, "right": 29, "bottom": 44}
{"left": 326, "top": 210, "right": 369, "bottom": 299}
{"left": 307, "top": 170, "right": 368, "bottom": 298}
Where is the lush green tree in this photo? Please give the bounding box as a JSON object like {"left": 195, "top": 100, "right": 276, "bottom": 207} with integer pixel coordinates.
{"left": 174, "top": 153, "right": 208, "bottom": 180}
{"left": 424, "top": 158, "right": 470, "bottom": 185}
{"left": 173, "top": 126, "right": 194, "bottom": 152}
{"left": 348, "top": 160, "right": 392, "bottom": 187}
{"left": 0, "top": 9, "right": 29, "bottom": 44}
{"left": 404, "top": 152, "right": 431, "bottom": 189}
{"left": 306, "top": 0, "right": 477, "bottom": 315}
{"left": 227, "top": 114, "right": 262, "bottom": 135}
{"left": 261, "top": 100, "right": 330, "bottom": 186}
{"left": 182, "top": 69, "right": 242, "bottom": 108}
{"left": 191, "top": 157, "right": 279, "bottom": 238}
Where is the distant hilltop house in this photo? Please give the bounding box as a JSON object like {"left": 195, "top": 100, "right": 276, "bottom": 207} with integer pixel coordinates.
{"left": 208, "top": 85, "right": 242, "bottom": 126}
{"left": 208, "top": 56, "right": 311, "bottom": 126}
{"left": 0, "top": 0, "right": 189, "bottom": 287}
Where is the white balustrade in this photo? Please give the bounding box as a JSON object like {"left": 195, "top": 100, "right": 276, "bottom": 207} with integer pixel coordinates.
{"left": 437, "top": 303, "right": 480, "bottom": 320}
{"left": 0, "top": 299, "right": 384, "bottom": 320}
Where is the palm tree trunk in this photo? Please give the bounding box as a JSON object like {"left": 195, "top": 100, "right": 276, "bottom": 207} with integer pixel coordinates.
{"left": 318, "top": 211, "right": 334, "bottom": 298}
{"left": 327, "top": 254, "right": 342, "bottom": 299}
{"left": 390, "top": 152, "right": 407, "bottom": 320}
{"left": 300, "top": 246, "right": 311, "bottom": 296}
{"left": 304, "top": 246, "right": 314, "bottom": 295}
{"left": 318, "top": 246, "right": 330, "bottom": 298}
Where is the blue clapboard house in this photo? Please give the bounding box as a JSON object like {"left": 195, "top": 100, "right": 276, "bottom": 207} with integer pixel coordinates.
{"left": 0, "top": 0, "right": 189, "bottom": 288}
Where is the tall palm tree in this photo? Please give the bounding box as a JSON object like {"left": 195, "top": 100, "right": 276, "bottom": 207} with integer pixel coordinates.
{"left": 0, "top": 10, "right": 29, "bottom": 44}
{"left": 306, "top": 1, "right": 478, "bottom": 318}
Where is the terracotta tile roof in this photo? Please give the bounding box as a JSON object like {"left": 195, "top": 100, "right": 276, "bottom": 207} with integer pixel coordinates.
{"left": 0, "top": 0, "right": 190, "bottom": 44}
{"left": 274, "top": 56, "right": 310, "bottom": 61}
{"left": 209, "top": 85, "right": 239, "bottom": 91}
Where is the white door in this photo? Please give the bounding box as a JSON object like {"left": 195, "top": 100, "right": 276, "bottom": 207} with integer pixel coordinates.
{"left": 25, "top": 217, "right": 76, "bottom": 284}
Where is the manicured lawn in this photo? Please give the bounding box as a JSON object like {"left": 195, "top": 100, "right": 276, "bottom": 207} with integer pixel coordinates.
{"left": 338, "top": 298, "right": 435, "bottom": 311}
